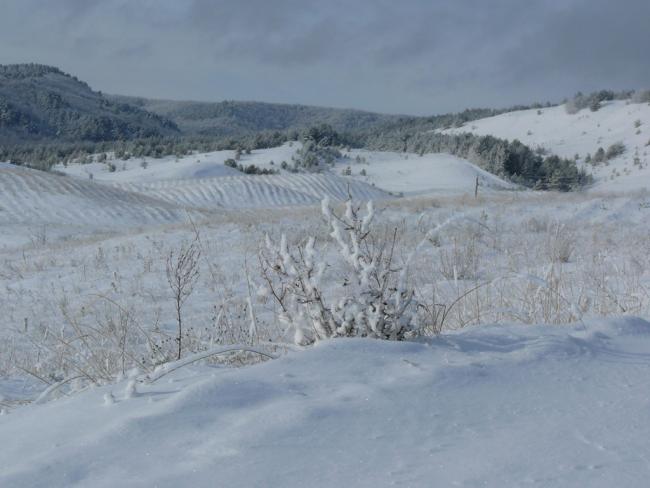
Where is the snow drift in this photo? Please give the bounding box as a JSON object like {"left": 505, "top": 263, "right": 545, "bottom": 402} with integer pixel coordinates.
{"left": 2, "top": 317, "right": 650, "bottom": 487}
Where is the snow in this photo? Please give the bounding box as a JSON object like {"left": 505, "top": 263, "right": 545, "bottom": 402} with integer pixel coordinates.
{"left": 53, "top": 141, "right": 515, "bottom": 202}
{"left": 1, "top": 317, "right": 650, "bottom": 487}
{"left": 442, "top": 100, "right": 650, "bottom": 192}
{"left": 342, "top": 150, "right": 517, "bottom": 195}
{"left": 112, "top": 173, "right": 390, "bottom": 210}
{"left": 55, "top": 144, "right": 299, "bottom": 183}
{"left": 0, "top": 160, "right": 388, "bottom": 247}
{"left": 1, "top": 140, "right": 518, "bottom": 247}
{"left": 2, "top": 109, "right": 650, "bottom": 485}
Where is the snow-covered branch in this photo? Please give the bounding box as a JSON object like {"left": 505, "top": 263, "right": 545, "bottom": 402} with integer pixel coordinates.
{"left": 259, "top": 198, "right": 420, "bottom": 344}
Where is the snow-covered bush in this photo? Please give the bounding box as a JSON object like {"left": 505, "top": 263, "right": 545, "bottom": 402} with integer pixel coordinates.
{"left": 605, "top": 142, "right": 626, "bottom": 160}
{"left": 632, "top": 89, "right": 650, "bottom": 104}
{"left": 593, "top": 147, "right": 606, "bottom": 163}
{"left": 259, "top": 198, "right": 420, "bottom": 344}
{"left": 293, "top": 140, "right": 341, "bottom": 171}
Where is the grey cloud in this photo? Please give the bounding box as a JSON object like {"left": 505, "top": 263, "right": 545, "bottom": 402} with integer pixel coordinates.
{"left": 0, "top": 0, "right": 647, "bottom": 114}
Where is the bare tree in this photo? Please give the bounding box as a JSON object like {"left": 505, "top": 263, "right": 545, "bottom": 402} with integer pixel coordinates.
{"left": 166, "top": 241, "right": 200, "bottom": 360}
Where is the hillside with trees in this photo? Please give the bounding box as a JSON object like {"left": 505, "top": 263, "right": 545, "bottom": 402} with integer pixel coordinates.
{"left": 108, "top": 95, "right": 411, "bottom": 137}
{"left": 0, "top": 64, "right": 590, "bottom": 190}
{"left": 0, "top": 64, "right": 179, "bottom": 144}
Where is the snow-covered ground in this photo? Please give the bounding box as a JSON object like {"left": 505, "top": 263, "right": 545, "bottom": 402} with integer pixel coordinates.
{"left": 442, "top": 100, "right": 650, "bottom": 192}
{"left": 112, "top": 173, "right": 389, "bottom": 211}
{"left": 55, "top": 144, "right": 299, "bottom": 183}
{"left": 0, "top": 141, "right": 515, "bottom": 247}
{"left": 2, "top": 131, "right": 650, "bottom": 485}
{"left": 342, "top": 149, "right": 517, "bottom": 195}
{"left": 2, "top": 317, "right": 650, "bottom": 487}
{"left": 54, "top": 141, "right": 514, "bottom": 202}
{"left": 0, "top": 164, "right": 197, "bottom": 248}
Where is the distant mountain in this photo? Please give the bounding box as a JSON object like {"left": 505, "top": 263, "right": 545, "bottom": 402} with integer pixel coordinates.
{"left": 0, "top": 64, "right": 179, "bottom": 144}
{"left": 108, "top": 95, "right": 412, "bottom": 137}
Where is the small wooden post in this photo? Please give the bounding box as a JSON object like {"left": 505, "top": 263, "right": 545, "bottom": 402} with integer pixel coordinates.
{"left": 474, "top": 176, "right": 479, "bottom": 199}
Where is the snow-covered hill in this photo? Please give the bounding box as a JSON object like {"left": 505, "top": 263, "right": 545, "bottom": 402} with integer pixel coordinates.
{"left": 0, "top": 151, "right": 389, "bottom": 246}
{"left": 115, "top": 173, "right": 389, "bottom": 210}
{"left": 2, "top": 138, "right": 519, "bottom": 248}
{"left": 55, "top": 144, "right": 298, "bottom": 183}
{"left": 343, "top": 150, "right": 517, "bottom": 195}
{"left": 3, "top": 146, "right": 650, "bottom": 486}
{"left": 2, "top": 317, "right": 650, "bottom": 487}
{"left": 442, "top": 100, "right": 650, "bottom": 192}
{"left": 55, "top": 141, "right": 515, "bottom": 198}
{"left": 0, "top": 164, "right": 189, "bottom": 227}
{"left": 0, "top": 163, "right": 388, "bottom": 220}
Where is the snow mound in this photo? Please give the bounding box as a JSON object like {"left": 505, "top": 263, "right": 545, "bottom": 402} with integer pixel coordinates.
{"left": 2, "top": 317, "right": 650, "bottom": 487}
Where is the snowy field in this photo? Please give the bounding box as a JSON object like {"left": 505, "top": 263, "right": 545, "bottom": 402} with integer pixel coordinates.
{"left": 52, "top": 141, "right": 516, "bottom": 197}
{"left": 3, "top": 317, "right": 650, "bottom": 487}
{"left": 2, "top": 132, "right": 650, "bottom": 485}
{"left": 443, "top": 100, "right": 650, "bottom": 192}
{"left": 341, "top": 149, "right": 518, "bottom": 195}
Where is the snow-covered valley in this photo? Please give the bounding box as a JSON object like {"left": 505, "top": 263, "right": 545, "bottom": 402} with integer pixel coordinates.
{"left": 2, "top": 111, "right": 650, "bottom": 486}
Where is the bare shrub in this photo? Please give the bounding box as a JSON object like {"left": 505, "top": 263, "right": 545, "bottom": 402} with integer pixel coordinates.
{"left": 547, "top": 224, "right": 575, "bottom": 263}
{"left": 525, "top": 217, "right": 549, "bottom": 234}
{"left": 439, "top": 236, "right": 480, "bottom": 280}
{"left": 606, "top": 142, "right": 626, "bottom": 160}
{"left": 14, "top": 296, "right": 158, "bottom": 389}
{"left": 166, "top": 240, "right": 200, "bottom": 360}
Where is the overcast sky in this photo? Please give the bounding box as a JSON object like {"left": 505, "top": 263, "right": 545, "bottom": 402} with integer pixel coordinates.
{"left": 1, "top": 0, "right": 648, "bottom": 115}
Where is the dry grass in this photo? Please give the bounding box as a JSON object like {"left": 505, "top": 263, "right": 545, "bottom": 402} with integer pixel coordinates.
{"left": 2, "top": 190, "right": 650, "bottom": 398}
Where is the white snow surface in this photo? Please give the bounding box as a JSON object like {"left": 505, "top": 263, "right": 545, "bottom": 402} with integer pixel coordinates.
{"left": 53, "top": 141, "right": 515, "bottom": 200}
{"left": 55, "top": 144, "right": 299, "bottom": 183}
{"left": 0, "top": 164, "right": 189, "bottom": 227}
{"left": 0, "top": 152, "right": 389, "bottom": 246}
{"left": 343, "top": 150, "right": 517, "bottom": 195}
{"left": 442, "top": 100, "right": 650, "bottom": 192}
{"left": 113, "top": 173, "right": 389, "bottom": 210}
{"left": 3, "top": 132, "right": 650, "bottom": 486}
{"left": 2, "top": 317, "right": 650, "bottom": 487}
{"left": 1, "top": 142, "right": 517, "bottom": 246}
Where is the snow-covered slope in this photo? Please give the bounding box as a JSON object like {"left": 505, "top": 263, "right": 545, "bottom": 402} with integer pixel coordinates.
{"left": 0, "top": 162, "right": 389, "bottom": 247}
{"left": 55, "top": 144, "right": 299, "bottom": 183}
{"left": 2, "top": 317, "right": 650, "bottom": 487}
{"left": 442, "top": 100, "right": 650, "bottom": 192}
{"left": 0, "top": 164, "right": 189, "bottom": 228}
{"left": 55, "top": 141, "right": 516, "bottom": 199}
{"left": 343, "top": 150, "right": 517, "bottom": 195}
{"left": 115, "top": 173, "right": 389, "bottom": 210}
{"left": 5, "top": 155, "right": 387, "bottom": 223}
